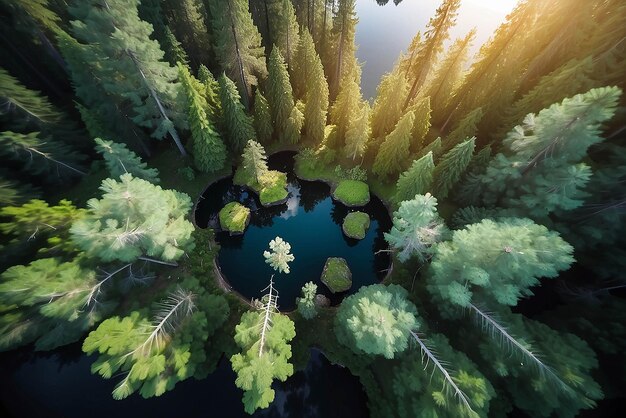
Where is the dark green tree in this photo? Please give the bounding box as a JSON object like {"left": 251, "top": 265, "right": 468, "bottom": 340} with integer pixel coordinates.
{"left": 218, "top": 73, "right": 256, "bottom": 154}
{"left": 372, "top": 110, "right": 414, "bottom": 178}
{"left": 432, "top": 137, "right": 475, "bottom": 199}
{"left": 94, "top": 138, "right": 160, "bottom": 183}
{"left": 394, "top": 152, "right": 435, "bottom": 204}
{"left": 253, "top": 91, "right": 273, "bottom": 145}
{"left": 267, "top": 46, "right": 302, "bottom": 144}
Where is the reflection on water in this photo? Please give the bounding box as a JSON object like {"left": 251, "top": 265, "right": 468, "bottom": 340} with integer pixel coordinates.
{"left": 195, "top": 152, "right": 392, "bottom": 311}
{"left": 0, "top": 345, "right": 368, "bottom": 418}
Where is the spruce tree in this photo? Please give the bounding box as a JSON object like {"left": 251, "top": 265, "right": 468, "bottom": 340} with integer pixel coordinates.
{"left": 408, "top": 96, "right": 431, "bottom": 153}
{"left": 290, "top": 27, "right": 316, "bottom": 100}
{"left": 344, "top": 102, "right": 370, "bottom": 161}
{"left": 443, "top": 107, "right": 483, "bottom": 151}
{"left": 253, "top": 92, "right": 273, "bottom": 145}
{"left": 0, "top": 67, "right": 63, "bottom": 124}
{"left": 370, "top": 64, "right": 409, "bottom": 140}
{"left": 240, "top": 140, "right": 269, "bottom": 185}
{"left": 372, "top": 110, "right": 415, "bottom": 178}
{"left": 432, "top": 137, "right": 475, "bottom": 199}
{"left": 209, "top": 0, "right": 267, "bottom": 109}
{"left": 296, "top": 281, "right": 318, "bottom": 319}
{"left": 329, "top": 65, "right": 362, "bottom": 146}
{"left": 394, "top": 152, "right": 435, "bottom": 204}
{"left": 268, "top": 0, "right": 300, "bottom": 69}
{"left": 267, "top": 46, "right": 301, "bottom": 144}
{"left": 163, "top": 0, "right": 211, "bottom": 69}
{"left": 302, "top": 31, "right": 329, "bottom": 145}
{"left": 179, "top": 63, "right": 227, "bottom": 173}
{"left": 94, "top": 138, "right": 161, "bottom": 183}
{"left": 69, "top": 0, "right": 187, "bottom": 155}
{"left": 218, "top": 73, "right": 256, "bottom": 154}
{"left": 329, "top": 0, "right": 358, "bottom": 98}
{"left": 163, "top": 25, "right": 190, "bottom": 66}
{"left": 197, "top": 64, "right": 223, "bottom": 124}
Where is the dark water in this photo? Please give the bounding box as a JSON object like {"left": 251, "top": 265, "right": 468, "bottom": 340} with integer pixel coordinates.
{"left": 0, "top": 345, "right": 368, "bottom": 418}
{"left": 195, "top": 152, "right": 392, "bottom": 311}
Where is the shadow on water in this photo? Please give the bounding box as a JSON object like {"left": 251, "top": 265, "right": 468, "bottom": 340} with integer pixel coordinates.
{"left": 0, "top": 345, "right": 368, "bottom": 418}
{"left": 195, "top": 151, "right": 392, "bottom": 311}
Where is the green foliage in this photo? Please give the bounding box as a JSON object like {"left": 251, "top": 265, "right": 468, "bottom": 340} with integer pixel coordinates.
{"left": 407, "top": 96, "right": 431, "bottom": 153}
{"left": 70, "top": 174, "right": 194, "bottom": 263}
{"left": 373, "top": 110, "right": 414, "bottom": 178}
{"left": 342, "top": 212, "right": 370, "bottom": 240}
{"left": 321, "top": 257, "right": 352, "bottom": 293}
{"left": 253, "top": 92, "right": 273, "bottom": 145}
{"left": 329, "top": 65, "right": 363, "bottom": 145}
{"left": 344, "top": 102, "right": 371, "bottom": 161}
{"left": 230, "top": 310, "right": 295, "bottom": 413}
{"left": 0, "top": 258, "right": 111, "bottom": 351}
{"left": 238, "top": 140, "right": 269, "bottom": 185}
{"left": 0, "top": 67, "right": 63, "bottom": 123}
{"left": 95, "top": 138, "right": 160, "bottom": 183}
{"left": 83, "top": 278, "right": 229, "bottom": 399}
{"left": 296, "top": 281, "right": 318, "bottom": 320}
{"left": 370, "top": 64, "right": 409, "bottom": 141}
{"left": 267, "top": 47, "right": 301, "bottom": 144}
{"left": 218, "top": 73, "right": 256, "bottom": 154}
{"left": 427, "top": 218, "right": 574, "bottom": 308}
{"left": 333, "top": 165, "right": 368, "bottom": 182}
{"left": 163, "top": 25, "right": 189, "bottom": 66}
{"left": 179, "top": 63, "right": 227, "bottom": 173}
{"left": 218, "top": 202, "right": 250, "bottom": 234}
{"left": 385, "top": 193, "right": 446, "bottom": 262}
{"left": 267, "top": 0, "right": 299, "bottom": 69}
{"left": 0, "top": 199, "right": 84, "bottom": 254}
{"left": 164, "top": 0, "right": 210, "bottom": 68}
{"left": 335, "top": 284, "right": 419, "bottom": 359}
{"left": 332, "top": 180, "right": 370, "bottom": 206}
{"left": 432, "top": 137, "right": 475, "bottom": 199}
{"left": 197, "top": 64, "right": 223, "bottom": 124}
{"left": 302, "top": 30, "right": 329, "bottom": 146}
{"left": 444, "top": 107, "right": 483, "bottom": 151}
{"left": 394, "top": 151, "right": 435, "bottom": 204}
{"left": 263, "top": 236, "right": 294, "bottom": 274}
{"left": 460, "top": 87, "right": 621, "bottom": 218}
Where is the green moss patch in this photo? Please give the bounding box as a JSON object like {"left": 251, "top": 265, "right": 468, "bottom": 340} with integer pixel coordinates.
{"left": 218, "top": 202, "right": 250, "bottom": 235}
{"left": 234, "top": 168, "right": 288, "bottom": 206}
{"left": 332, "top": 180, "right": 370, "bottom": 207}
{"left": 342, "top": 212, "right": 370, "bottom": 240}
{"left": 321, "top": 257, "right": 352, "bottom": 293}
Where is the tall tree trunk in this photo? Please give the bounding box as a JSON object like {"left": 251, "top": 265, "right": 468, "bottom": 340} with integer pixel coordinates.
{"left": 227, "top": 0, "right": 251, "bottom": 110}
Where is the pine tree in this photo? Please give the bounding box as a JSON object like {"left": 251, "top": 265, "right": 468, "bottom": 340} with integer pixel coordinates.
{"left": 329, "top": 64, "right": 362, "bottom": 146}
{"left": 370, "top": 63, "right": 409, "bottom": 140}
{"left": 290, "top": 27, "right": 316, "bottom": 100}
{"left": 408, "top": 96, "right": 431, "bottom": 153}
{"left": 344, "top": 102, "right": 370, "bottom": 161}
{"left": 197, "top": 64, "right": 223, "bottom": 124}
{"left": 268, "top": 0, "right": 300, "bottom": 70}
{"left": 267, "top": 47, "right": 301, "bottom": 144}
{"left": 253, "top": 92, "right": 273, "bottom": 145}
{"left": 69, "top": 0, "right": 187, "bottom": 155}
{"left": 385, "top": 193, "right": 446, "bottom": 262}
{"left": 94, "top": 138, "right": 160, "bottom": 183}
{"left": 179, "top": 63, "right": 227, "bottom": 173}
{"left": 394, "top": 152, "right": 435, "bottom": 204}
{"left": 443, "top": 107, "right": 483, "bottom": 151}
{"left": 335, "top": 284, "right": 419, "bottom": 359}
{"left": 417, "top": 136, "right": 443, "bottom": 160}
{"left": 163, "top": 25, "right": 190, "bottom": 66}
{"left": 302, "top": 31, "right": 329, "bottom": 145}
{"left": 432, "top": 137, "right": 475, "bottom": 199}
{"left": 163, "top": 0, "right": 211, "bottom": 69}
{"left": 218, "top": 73, "right": 256, "bottom": 154}
{"left": 239, "top": 140, "right": 269, "bottom": 186}
{"left": 403, "top": 0, "right": 461, "bottom": 108}
{"left": 263, "top": 237, "right": 295, "bottom": 274}
{"left": 460, "top": 87, "right": 621, "bottom": 219}
{"left": 426, "top": 30, "right": 475, "bottom": 123}
{"left": 427, "top": 217, "right": 574, "bottom": 309}
{"left": 0, "top": 67, "right": 63, "bottom": 124}
{"left": 372, "top": 111, "right": 414, "bottom": 178}
{"left": 70, "top": 174, "right": 195, "bottom": 263}
{"left": 296, "top": 281, "right": 318, "bottom": 319}
{"left": 329, "top": 0, "right": 358, "bottom": 98}
{"left": 209, "top": 0, "right": 267, "bottom": 109}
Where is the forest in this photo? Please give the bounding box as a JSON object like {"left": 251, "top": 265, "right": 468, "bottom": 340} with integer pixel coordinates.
{"left": 0, "top": 0, "right": 625, "bottom": 417}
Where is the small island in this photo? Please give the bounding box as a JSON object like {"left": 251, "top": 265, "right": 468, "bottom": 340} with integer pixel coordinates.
{"left": 321, "top": 257, "right": 353, "bottom": 293}
{"left": 342, "top": 211, "right": 370, "bottom": 240}
{"left": 219, "top": 202, "right": 251, "bottom": 235}
{"left": 332, "top": 180, "right": 370, "bottom": 207}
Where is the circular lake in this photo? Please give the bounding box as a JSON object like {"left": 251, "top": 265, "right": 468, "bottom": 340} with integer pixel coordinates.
{"left": 195, "top": 151, "right": 392, "bottom": 311}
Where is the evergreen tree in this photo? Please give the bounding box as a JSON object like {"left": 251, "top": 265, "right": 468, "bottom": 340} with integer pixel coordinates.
{"left": 179, "top": 63, "right": 227, "bottom": 173}
{"left": 394, "top": 152, "right": 435, "bottom": 204}
{"left": 385, "top": 193, "right": 446, "bottom": 262}
{"left": 0, "top": 67, "right": 63, "bottom": 124}
{"left": 370, "top": 63, "right": 409, "bottom": 140}
{"left": 417, "top": 136, "right": 443, "bottom": 160}
{"left": 267, "top": 47, "right": 301, "bottom": 144}
{"left": 253, "top": 92, "right": 273, "bottom": 145}
{"left": 329, "top": 0, "right": 358, "bottom": 98}
{"left": 426, "top": 30, "right": 475, "bottom": 123}
{"left": 372, "top": 110, "right": 414, "bottom": 178}
{"left": 432, "top": 137, "right": 475, "bottom": 199}
{"left": 70, "top": 174, "right": 195, "bottom": 263}
{"left": 163, "top": 25, "right": 190, "bottom": 66}
{"left": 163, "top": 0, "right": 211, "bottom": 69}
{"left": 344, "top": 102, "right": 370, "bottom": 161}
{"left": 218, "top": 73, "right": 256, "bottom": 154}
{"left": 296, "top": 281, "right": 318, "bottom": 319}
{"left": 302, "top": 31, "right": 329, "bottom": 146}
{"left": 240, "top": 140, "right": 269, "bottom": 186}
{"left": 94, "top": 138, "right": 161, "bottom": 183}
{"left": 329, "top": 65, "right": 362, "bottom": 145}
{"left": 402, "top": 0, "right": 461, "bottom": 108}
{"left": 407, "top": 96, "right": 431, "bottom": 153}
{"left": 231, "top": 278, "right": 295, "bottom": 413}
{"left": 267, "top": 0, "right": 300, "bottom": 69}
{"left": 197, "top": 64, "right": 223, "bottom": 124}
{"left": 209, "top": 0, "right": 267, "bottom": 109}
{"left": 460, "top": 87, "right": 621, "bottom": 219}
{"left": 443, "top": 107, "right": 483, "bottom": 151}
{"left": 427, "top": 218, "right": 574, "bottom": 309}
{"left": 83, "top": 278, "right": 229, "bottom": 399}
{"left": 263, "top": 237, "right": 295, "bottom": 274}
{"left": 290, "top": 27, "right": 316, "bottom": 100}
{"left": 335, "top": 284, "right": 419, "bottom": 359}
{"left": 69, "top": 0, "right": 187, "bottom": 155}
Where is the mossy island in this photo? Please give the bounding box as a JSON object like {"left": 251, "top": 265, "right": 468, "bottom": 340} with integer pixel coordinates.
{"left": 321, "top": 257, "right": 352, "bottom": 293}
{"left": 332, "top": 180, "right": 370, "bottom": 207}
{"left": 342, "top": 212, "right": 370, "bottom": 240}
{"left": 218, "top": 202, "right": 250, "bottom": 235}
